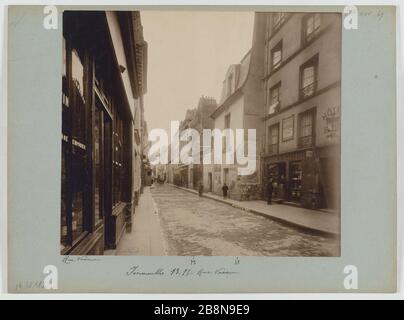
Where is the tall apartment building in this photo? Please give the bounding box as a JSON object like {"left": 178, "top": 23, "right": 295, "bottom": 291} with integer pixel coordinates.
{"left": 261, "top": 12, "right": 341, "bottom": 209}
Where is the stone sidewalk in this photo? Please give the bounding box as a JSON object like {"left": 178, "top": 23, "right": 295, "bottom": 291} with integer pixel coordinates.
{"left": 113, "top": 186, "right": 167, "bottom": 255}
{"left": 172, "top": 184, "right": 340, "bottom": 236}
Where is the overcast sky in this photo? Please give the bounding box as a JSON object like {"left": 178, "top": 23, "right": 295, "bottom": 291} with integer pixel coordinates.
{"left": 141, "top": 11, "right": 254, "bottom": 134}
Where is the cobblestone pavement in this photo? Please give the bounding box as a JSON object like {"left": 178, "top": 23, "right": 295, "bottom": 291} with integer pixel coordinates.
{"left": 150, "top": 184, "right": 340, "bottom": 256}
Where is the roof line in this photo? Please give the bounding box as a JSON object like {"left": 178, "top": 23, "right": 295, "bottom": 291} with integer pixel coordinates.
{"left": 210, "top": 48, "right": 253, "bottom": 119}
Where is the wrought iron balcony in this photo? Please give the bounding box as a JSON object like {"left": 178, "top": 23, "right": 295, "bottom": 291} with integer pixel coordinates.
{"left": 300, "top": 81, "right": 317, "bottom": 99}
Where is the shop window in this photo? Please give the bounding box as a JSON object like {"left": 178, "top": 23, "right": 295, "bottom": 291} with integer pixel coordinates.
{"left": 60, "top": 39, "right": 92, "bottom": 251}
{"left": 302, "top": 14, "right": 321, "bottom": 44}
{"left": 268, "top": 123, "right": 279, "bottom": 154}
{"left": 289, "top": 162, "right": 303, "bottom": 202}
{"left": 69, "top": 45, "right": 87, "bottom": 244}
{"left": 267, "top": 163, "right": 286, "bottom": 199}
{"left": 271, "top": 40, "right": 282, "bottom": 71}
{"left": 298, "top": 108, "right": 316, "bottom": 147}
{"left": 300, "top": 55, "right": 318, "bottom": 99}
{"left": 268, "top": 82, "right": 281, "bottom": 114}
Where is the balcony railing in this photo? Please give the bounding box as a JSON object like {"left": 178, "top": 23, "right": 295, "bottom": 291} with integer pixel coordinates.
{"left": 268, "top": 101, "right": 280, "bottom": 115}
{"left": 298, "top": 135, "right": 313, "bottom": 147}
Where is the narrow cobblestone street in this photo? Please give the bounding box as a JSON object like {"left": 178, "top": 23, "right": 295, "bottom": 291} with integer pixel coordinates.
{"left": 150, "top": 184, "right": 339, "bottom": 256}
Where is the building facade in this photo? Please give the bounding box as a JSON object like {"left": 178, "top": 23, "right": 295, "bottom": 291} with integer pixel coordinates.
{"left": 261, "top": 12, "right": 341, "bottom": 209}
{"left": 61, "top": 11, "right": 148, "bottom": 255}
{"left": 208, "top": 15, "right": 266, "bottom": 201}
{"left": 171, "top": 96, "right": 217, "bottom": 190}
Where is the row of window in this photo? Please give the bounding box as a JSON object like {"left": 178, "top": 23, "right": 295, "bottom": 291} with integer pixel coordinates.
{"left": 267, "top": 54, "right": 319, "bottom": 116}
{"left": 268, "top": 107, "right": 316, "bottom": 155}
{"left": 269, "top": 13, "right": 321, "bottom": 56}
{"left": 265, "top": 13, "right": 321, "bottom": 116}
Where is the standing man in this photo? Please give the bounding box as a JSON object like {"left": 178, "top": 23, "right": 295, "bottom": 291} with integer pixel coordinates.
{"left": 267, "top": 179, "right": 274, "bottom": 205}
{"left": 198, "top": 183, "right": 204, "bottom": 197}
{"left": 222, "top": 183, "right": 229, "bottom": 199}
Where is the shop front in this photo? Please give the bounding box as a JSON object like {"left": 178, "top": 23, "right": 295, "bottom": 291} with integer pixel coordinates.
{"left": 61, "top": 12, "right": 138, "bottom": 254}
{"left": 263, "top": 147, "right": 339, "bottom": 209}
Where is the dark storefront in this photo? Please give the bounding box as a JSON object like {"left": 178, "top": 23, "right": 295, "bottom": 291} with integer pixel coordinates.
{"left": 263, "top": 145, "right": 340, "bottom": 210}
{"left": 61, "top": 12, "right": 142, "bottom": 254}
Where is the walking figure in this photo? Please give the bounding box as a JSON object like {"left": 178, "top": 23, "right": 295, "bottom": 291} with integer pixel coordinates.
{"left": 198, "top": 183, "right": 203, "bottom": 197}
{"left": 222, "top": 183, "right": 229, "bottom": 199}
{"left": 267, "top": 179, "right": 274, "bottom": 205}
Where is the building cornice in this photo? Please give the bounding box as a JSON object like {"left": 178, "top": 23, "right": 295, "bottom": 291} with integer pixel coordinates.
{"left": 210, "top": 87, "right": 244, "bottom": 119}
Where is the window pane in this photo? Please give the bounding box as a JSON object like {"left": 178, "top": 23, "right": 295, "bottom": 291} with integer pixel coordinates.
{"left": 301, "top": 113, "right": 313, "bottom": 137}
{"left": 270, "top": 87, "right": 279, "bottom": 105}
{"left": 282, "top": 117, "right": 294, "bottom": 140}
{"left": 272, "top": 50, "right": 281, "bottom": 67}
{"left": 271, "top": 126, "right": 279, "bottom": 144}
{"left": 302, "top": 66, "right": 315, "bottom": 87}
{"left": 306, "top": 16, "right": 314, "bottom": 35}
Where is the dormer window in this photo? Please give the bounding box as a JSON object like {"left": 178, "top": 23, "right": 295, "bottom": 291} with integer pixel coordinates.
{"left": 227, "top": 73, "right": 233, "bottom": 96}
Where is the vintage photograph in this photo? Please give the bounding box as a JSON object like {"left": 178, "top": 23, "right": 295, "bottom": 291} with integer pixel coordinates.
{"left": 60, "top": 10, "right": 341, "bottom": 257}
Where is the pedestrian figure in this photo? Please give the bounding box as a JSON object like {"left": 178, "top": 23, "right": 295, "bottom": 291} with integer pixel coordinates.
{"left": 267, "top": 179, "right": 274, "bottom": 205}
{"left": 222, "top": 183, "right": 229, "bottom": 199}
{"left": 198, "top": 183, "right": 203, "bottom": 197}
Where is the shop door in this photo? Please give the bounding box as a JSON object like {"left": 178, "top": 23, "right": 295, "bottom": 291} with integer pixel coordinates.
{"left": 267, "top": 163, "right": 286, "bottom": 199}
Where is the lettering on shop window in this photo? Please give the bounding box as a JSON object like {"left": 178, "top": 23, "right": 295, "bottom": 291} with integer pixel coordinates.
{"left": 72, "top": 138, "right": 86, "bottom": 150}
